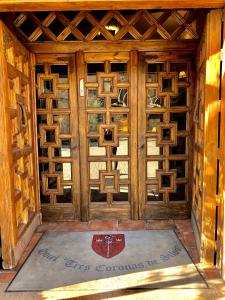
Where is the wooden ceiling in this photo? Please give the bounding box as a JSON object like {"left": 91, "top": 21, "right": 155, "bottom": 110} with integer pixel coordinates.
{"left": 0, "top": 0, "right": 224, "bottom": 12}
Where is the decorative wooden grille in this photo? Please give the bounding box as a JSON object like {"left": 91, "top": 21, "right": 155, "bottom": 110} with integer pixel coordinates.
{"left": 12, "top": 10, "right": 199, "bottom": 43}
{"left": 35, "top": 55, "right": 80, "bottom": 221}
{"left": 139, "top": 55, "right": 192, "bottom": 218}
{"left": 2, "top": 26, "right": 37, "bottom": 232}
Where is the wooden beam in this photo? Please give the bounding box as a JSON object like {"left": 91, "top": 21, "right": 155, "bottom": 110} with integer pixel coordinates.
{"left": 201, "top": 9, "right": 221, "bottom": 265}
{"left": 218, "top": 9, "right": 225, "bottom": 279}
{"left": 27, "top": 40, "right": 198, "bottom": 53}
{"left": 0, "top": 0, "right": 224, "bottom": 11}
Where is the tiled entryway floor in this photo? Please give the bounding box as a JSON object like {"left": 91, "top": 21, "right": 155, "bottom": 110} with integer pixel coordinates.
{"left": 0, "top": 219, "right": 225, "bottom": 299}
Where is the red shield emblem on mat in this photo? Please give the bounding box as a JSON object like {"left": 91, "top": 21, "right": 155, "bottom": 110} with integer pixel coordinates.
{"left": 92, "top": 234, "right": 125, "bottom": 258}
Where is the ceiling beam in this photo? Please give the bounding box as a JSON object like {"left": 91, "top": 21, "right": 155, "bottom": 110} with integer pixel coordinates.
{"left": 25, "top": 40, "right": 198, "bottom": 53}
{"left": 0, "top": 0, "right": 224, "bottom": 12}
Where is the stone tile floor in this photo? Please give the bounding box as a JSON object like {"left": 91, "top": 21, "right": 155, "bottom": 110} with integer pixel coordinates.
{"left": 0, "top": 219, "right": 225, "bottom": 299}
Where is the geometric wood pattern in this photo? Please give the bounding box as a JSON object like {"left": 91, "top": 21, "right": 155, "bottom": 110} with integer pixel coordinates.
{"left": 98, "top": 124, "right": 119, "bottom": 147}
{"left": 10, "top": 10, "right": 199, "bottom": 44}
{"left": 156, "top": 122, "right": 177, "bottom": 145}
{"left": 99, "top": 170, "right": 120, "bottom": 194}
{"left": 139, "top": 53, "right": 191, "bottom": 219}
{"left": 0, "top": 20, "right": 40, "bottom": 268}
{"left": 35, "top": 54, "right": 80, "bottom": 221}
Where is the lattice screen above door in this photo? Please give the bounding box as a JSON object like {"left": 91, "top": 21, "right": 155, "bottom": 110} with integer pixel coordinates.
{"left": 12, "top": 10, "right": 200, "bottom": 43}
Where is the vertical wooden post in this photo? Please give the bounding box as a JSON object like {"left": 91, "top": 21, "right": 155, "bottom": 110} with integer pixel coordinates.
{"left": 30, "top": 53, "right": 41, "bottom": 217}
{"left": 138, "top": 53, "right": 146, "bottom": 219}
{"left": 130, "top": 51, "right": 138, "bottom": 219}
{"left": 218, "top": 9, "right": 225, "bottom": 279}
{"left": 201, "top": 9, "right": 221, "bottom": 265}
{"left": 76, "top": 51, "right": 89, "bottom": 221}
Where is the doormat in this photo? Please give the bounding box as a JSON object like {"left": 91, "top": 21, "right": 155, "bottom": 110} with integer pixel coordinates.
{"left": 7, "top": 230, "right": 207, "bottom": 292}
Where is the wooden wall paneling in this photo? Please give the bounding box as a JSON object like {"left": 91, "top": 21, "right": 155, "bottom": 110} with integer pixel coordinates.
{"left": 192, "top": 24, "right": 207, "bottom": 252}
{"left": 0, "top": 0, "right": 224, "bottom": 11}
{"left": 76, "top": 51, "right": 89, "bottom": 221}
{"left": 201, "top": 9, "right": 221, "bottom": 265}
{"left": 0, "top": 21, "right": 17, "bottom": 268}
{"left": 0, "top": 20, "right": 41, "bottom": 269}
{"left": 130, "top": 50, "right": 138, "bottom": 219}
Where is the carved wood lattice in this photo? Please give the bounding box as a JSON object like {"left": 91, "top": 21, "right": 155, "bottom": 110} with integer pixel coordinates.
{"left": 3, "top": 27, "right": 37, "bottom": 233}
{"left": 12, "top": 10, "right": 199, "bottom": 43}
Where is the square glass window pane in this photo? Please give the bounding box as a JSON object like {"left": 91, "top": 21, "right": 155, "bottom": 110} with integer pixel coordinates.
{"left": 54, "top": 140, "right": 71, "bottom": 157}
{"left": 105, "top": 175, "right": 115, "bottom": 189}
{"left": 111, "top": 88, "right": 128, "bottom": 107}
{"left": 111, "top": 113, "right": 129, "bottom": 133}
{"left": 53, "top": 90, "right": 69, "bottom": 108}
{"left": 162, "top": 128, "right": 171, "bottom": 140}
{"left": 169, "top": 184, "right": 186, "bottom": 201}
{"left": 88, "top": 113, "right": 104, "bottom": 133}
{"left": 162, "top": 175, "right": 171, "bottom": 187}
{"left": 147, "top": 63, "right": 164, "bottom": 83}
{"left": 40, "top": 191, "right": 50, "bottom": 204}
{"left": 147, "top": 138, "right": 163, "bottom": 156}
{"left": 170, "top": 137, "right": 186, "bottom": 155}
{"left": 56, "top": 186, "right": 72, "bottom": 203}
{"left": 169, "top": 160, "right": 186, "bottom": 178}
{"left": 113, "top": 185, "right": 129, "bottom": 202}
{"left": 147, "top": 89, "right": 164, "bottom": 108}
{"left": 89, "top": 138, "right": 106, "bottom": 156}
{"left": 112, "top": 161, "right": 129, "bottom": 179}
{"left": 47, "top": 176, "right": 57, "bottom": 189}
{"left": 51, "top": 65, "right": 68, "bottom": 83}
{"left": 37, "top": 98, "right": 46, "bottom": 109}
{"left": 35, "top": 64, "right": 45, "bottom": 76}
{"left": 170, "top": 112, "right": 187, "bottom": 130}
{"left": 37, "top": 115, "right": 47, "bottom": 133}
{"left": 147, "top": 114, "right": 163, "bottom": 132}
{"left": 55, "top": 162, "right": 72, "bottom": 181}
{"left": 147, "top": 161, "right": 163, "bottom": 178}
{"left": 43, "top": 79, "right": 53, "bottom": 94}
{"left": 38, "top": 139, "right": 48, "bottom": 157}
{"left": 162, "top": 78, "right": 172, "bottom": 92}
{"left": 111, "top": 63, "right": 128, "bottom": 82}
{"left": 89, "top": 162, "right": 106, "bottom": 179}
{"left": 170, "top": 63, "right": 188, "bottom": 82}
{"left": 39, "top": 163, "right": 49, "bottom": 178}
{"left": 112, "top": 137, "right": 128, "bottom": 156}
{"left": 170, "top": 88, "right": 187, "bottom": 107}
{"left": 90, "top": 186, "right": 107, "bottom": 202}
{"left": 147, "top": 185, "right": 163, "bottom": 202}
{"left": 87, "top": 63, "right": 104, "bottom": 82}
{"left": 46, "top": 129, "right": 56, "bottom": 143}
{"left": 53, "top": 115, "right": 70, "bottom": 133}
{"left": 102, "top": 78, "right": 113, "bottom": 93}
{"left": 87, "top": 89, "right": 105, "bottom": 108}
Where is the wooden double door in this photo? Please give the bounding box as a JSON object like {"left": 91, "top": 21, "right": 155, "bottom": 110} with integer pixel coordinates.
{"left": 36, "top": 51, "right": 192, "bottom": 221}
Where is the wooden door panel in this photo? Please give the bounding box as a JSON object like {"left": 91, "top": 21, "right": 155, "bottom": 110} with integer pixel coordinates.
{"left": 77, "top": 51, "right": 138, "bottom": 220}
{"left": 0, "top": 21, "right": 40, "bottom": 268}
{"left": 138, "top": 53, "right": 193, "bottom": 219}
{"left": 35, "top": 54, "right": 80, "bottom": 221}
